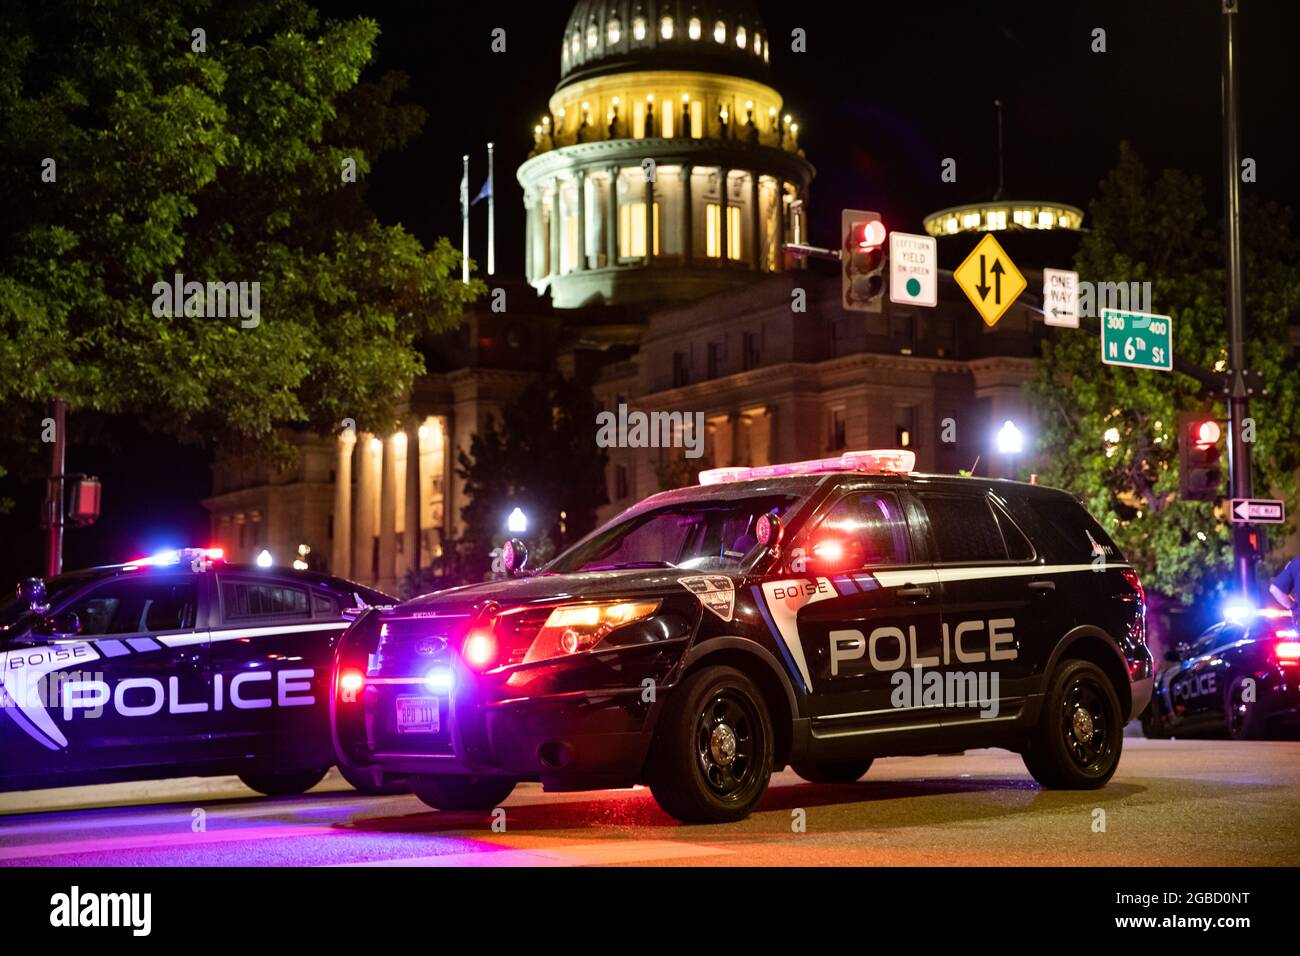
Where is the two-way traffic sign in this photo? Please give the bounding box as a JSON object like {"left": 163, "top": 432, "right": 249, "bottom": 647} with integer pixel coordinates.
{"left": 1230, "top": 498, "right": 1286, "bottom": 524}
{"left": 954, "top": 233, "right": 1026, "bottom": 328}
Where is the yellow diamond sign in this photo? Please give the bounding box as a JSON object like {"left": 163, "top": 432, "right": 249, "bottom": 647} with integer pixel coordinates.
{"left": 953, "top": 233, "right": 1026, "bottom": 327}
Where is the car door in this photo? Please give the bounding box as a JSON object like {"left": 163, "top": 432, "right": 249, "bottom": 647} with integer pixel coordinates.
{"left": 46, "top": 573, "right": 209, "bottom": 774}
{"left": 914, "top": 490, "right": 1048, "bottom": 726}
{"left": 773, "top": 486, "right": 942, "bottom": 733}
{"left": 208, "top": 574, "right": 347, "bottom": 767}
{"left": 1170, "top": 626, "right": 1235, "bottom": 726}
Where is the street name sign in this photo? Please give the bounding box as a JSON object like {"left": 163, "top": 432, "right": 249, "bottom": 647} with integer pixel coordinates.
{"left": 1043, "top": 268, "right": 1080, "bottom": 328}
{"left": 1100, "top": 308, "right": 1172, "bottom": 371}
{"left": 954, "top": 233, "right": 1026, "bottom": 328}
{"left": 888, "top": 231, "right": 938, "bottom": 307}
{"left": 1230, "top": 498, "right": 1285, "bottom": 524}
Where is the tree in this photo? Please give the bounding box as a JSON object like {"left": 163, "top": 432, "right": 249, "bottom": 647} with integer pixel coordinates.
{"left": 1027, "top": 143, "right": 1300, "bottom": 605}
{"left": 457, "top": 377, "right": 609, "bottom": 578}
{"left": 0, "top": 0, "right": 482, "bottom": 486}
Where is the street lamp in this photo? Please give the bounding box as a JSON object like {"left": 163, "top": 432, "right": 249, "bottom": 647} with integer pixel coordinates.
{"left": 255, "top": 549, "right": 273, "bottom": 568}
{"left": 506, "top": 507, "right": 528, "bottom": 534}
{"left": 996, "top": 420, "right": 1024, "bottom": 455}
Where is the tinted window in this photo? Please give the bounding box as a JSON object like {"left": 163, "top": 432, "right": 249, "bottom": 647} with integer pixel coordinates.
{"left": 311, "top": 591, "right": 338, "bottom": 617}
{"left": 221, "top": 580, "right": 310, "bottom": 621}
{"left": 921, "top": 495, "right": 1007, "bottom": 563}
{"left": 992, "top": 502, "right": 1035, "bottom": 561}
{"left": 814, "top": 492, "right": 911, "bottom": 567}
{"left": 67, "top": 576, "right": 197, "bottom": 636}
{"left": 1028, "top": 498, "right": 1124, "bottom": 563}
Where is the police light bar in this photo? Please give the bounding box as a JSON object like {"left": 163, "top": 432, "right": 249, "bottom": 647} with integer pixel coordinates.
{"left": 126, "top": 547, "right": 224, "bottom": 568}
{"left": 698, "top": 449, "right": 916, "bottom": 486}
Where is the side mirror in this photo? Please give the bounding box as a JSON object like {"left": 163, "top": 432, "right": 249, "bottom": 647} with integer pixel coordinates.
{"left": 34, "top": 611, "right": 81, "bottom": 639}
{"left": 502, "top": 538, "right": 529, "bottom": 576}
{"left": 17, "top": 577, "right": 49, "bottom": 613}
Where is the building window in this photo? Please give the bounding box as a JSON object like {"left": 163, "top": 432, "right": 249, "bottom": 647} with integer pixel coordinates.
{"left": 660, "top": 16, "right": 673, "bottom": 39}
{"left": 619, "top": 201, "right": 660, "bottom": 257}
{"left": 829, "top": 408, "right": 847, "bottom": 451}
{"left": 608, "top": 18, "right": 621, "bottom": 44}
{"left": 896, "top": 406, "right": 917, "bottom": 448}
{"left": 706, "top": 341, "right": 721, "bottom": 379}
{"left": 727, "top": 205, "right": 742, "bottom": 260}
{"left": 672, "top": 351, "right": 689, "bottom": 388}
{"left": 633, "top": 16, "right": 646, "bottom": 41}
{"left": 688, "top": 17, "right": 701, "bottom": 40}
{"left": 714, "top": 20, "right": 726, "bottom": 43}
{"left": 705, "top": 204, "right": 743, "bottom": 260}
{"left": 742, "top": 332, "right": 760, "bottom": 370}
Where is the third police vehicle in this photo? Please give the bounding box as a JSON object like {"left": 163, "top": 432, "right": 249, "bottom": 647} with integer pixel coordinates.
{"left": 333, "top": 450, "right": 1153, "bottom": 822}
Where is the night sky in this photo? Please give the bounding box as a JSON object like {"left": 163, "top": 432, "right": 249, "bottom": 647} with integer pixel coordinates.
{"left": 4, "top": 0, "right": 1299, "bottom": 582}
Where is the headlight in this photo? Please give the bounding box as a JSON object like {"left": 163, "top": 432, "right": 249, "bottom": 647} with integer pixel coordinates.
{"left": 523, "top": 601, "right": 660, "bottom": 664}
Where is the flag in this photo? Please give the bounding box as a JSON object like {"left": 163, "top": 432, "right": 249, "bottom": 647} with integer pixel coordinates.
{"left": 472, "top": 174, "right": 493, "bottom": 206}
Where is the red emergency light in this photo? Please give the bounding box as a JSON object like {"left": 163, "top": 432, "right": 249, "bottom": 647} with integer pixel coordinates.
{"left": 698, "top": 449, "right": 916, "bottom": 486}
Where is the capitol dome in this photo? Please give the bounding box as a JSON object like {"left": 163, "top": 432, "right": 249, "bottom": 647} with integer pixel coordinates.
{"left": 517, "top": 0, "right": 814, "bottom": 309}
{"left": 558, "top": 0, "right": 771, "bottom": 90}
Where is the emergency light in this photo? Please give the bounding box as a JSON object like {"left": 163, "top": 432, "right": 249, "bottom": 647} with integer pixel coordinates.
{"left": 698, "top": 449, "right": 916, "bottom": 486}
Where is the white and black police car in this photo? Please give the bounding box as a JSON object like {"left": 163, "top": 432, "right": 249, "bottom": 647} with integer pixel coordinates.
{"left": 1, "top": 548, "right": 397, "bottom": 796}
{"left": 333, "top": 449, "right": 1153, "bottom": 822}
{"left": 1142, "top": 607, "right": 1300, "bottom": 740}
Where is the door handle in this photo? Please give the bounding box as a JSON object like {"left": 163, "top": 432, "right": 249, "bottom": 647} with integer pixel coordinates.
{"left": 1028, "top": 580, "right": 1056, "bottom": 592}
{"left": 897, "top": 585, "right": 932, "bottom": 601}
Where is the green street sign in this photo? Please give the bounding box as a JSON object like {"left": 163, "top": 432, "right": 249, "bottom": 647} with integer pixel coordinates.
{"left": 1100, "top": 308, "right": 1172, "bottom": 371}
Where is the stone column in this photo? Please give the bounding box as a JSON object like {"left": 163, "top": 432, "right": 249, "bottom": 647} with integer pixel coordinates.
{"left": 750, "top": 171, "right": 761, "bottom": 269}
{"left": 353, "top": 432, "right": 377, "bottom": 583}
{"left": 404, "top": 419, "right": 421, "bottom": 578}
{"left": 681, "top": 165, "right": 693, "bottom": 264}
{"left": 523, "top": 188, "right": 535, "bottom": 281}
{"left": 549, "top": 179, "right": 562, "bottom": 276}
{"left": 331, "top": 432, "right": 354, "bottom": 577}
{"left": 776, "top": 181, "right": 787, "bottom": 271}
{"left": 575, "top": 170, "right": 587, "bottom": 271}
{"left": 643, "top": 168, "right": 654, "bottom": 259}
{"left": 718, "top": 167, "right": 730, "bottom": 262}
{"left": 378, "top": 433, "right": 399, "bottom": 592}
{"left": 606, "top": 166, "right": 619, "bottom": 265}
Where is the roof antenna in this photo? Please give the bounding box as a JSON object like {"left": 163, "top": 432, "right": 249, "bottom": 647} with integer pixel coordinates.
{"left": 992, "top": 99, "right": 1006, "bottom": 201}
{"left": 967, "top": 455, "right": 981, "bottom": 476}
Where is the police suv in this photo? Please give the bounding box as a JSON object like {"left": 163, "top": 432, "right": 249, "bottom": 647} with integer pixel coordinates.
{"left": 1142, "top": 607, "right": 1300, "bottom": 740}
{"left": 1, "top": 548, "right": 395, "bottom": 796}
{"left": 333, "top": 450, "right": 1153, "bottom": 823}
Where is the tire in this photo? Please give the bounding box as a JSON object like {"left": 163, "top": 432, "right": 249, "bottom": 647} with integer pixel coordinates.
{"left": 1225, "top": 675, "right": 1268, "bottom": 740}
{"left": 791, "top": 759, "right": 874, "bottom": 784}
{"left": 647, "top": 665, "right": 774, "bottom": 823}
{"left": 1021, "top": 659, "right": 1123, "bottom": 789}
{"left": 338, "top": 763, "right": 410, "bottom": 795}
{"left": 238, "top": 767, "right": 329, "bottom": 797}
{"left": 409, "top": 774, "right": 516, "bottom": 811}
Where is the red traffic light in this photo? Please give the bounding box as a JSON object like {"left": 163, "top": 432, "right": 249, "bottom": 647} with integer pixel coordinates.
{"left": 1193, "top": 419, "right": 1221, "bottom": 448}
{"left": 855, "top": 220, "right": 887, "bottom": 250}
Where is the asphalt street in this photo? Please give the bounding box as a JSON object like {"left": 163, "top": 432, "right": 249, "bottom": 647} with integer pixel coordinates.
{"left": 2, "top": 738, "right": 1297, "bottom": 867}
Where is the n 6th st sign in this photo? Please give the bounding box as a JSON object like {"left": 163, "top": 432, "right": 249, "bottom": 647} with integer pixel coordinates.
{"left": 1100, "top": 308, "right": 1173, "bottom": 371}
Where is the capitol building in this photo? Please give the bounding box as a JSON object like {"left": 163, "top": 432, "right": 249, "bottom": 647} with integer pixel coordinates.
{"left": 204, "top": 0, "right": 1055, "bottom": 594}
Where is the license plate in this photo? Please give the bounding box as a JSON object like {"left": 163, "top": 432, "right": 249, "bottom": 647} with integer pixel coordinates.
{"left": 396, "top": 695, "right": 440, "bottom": 734}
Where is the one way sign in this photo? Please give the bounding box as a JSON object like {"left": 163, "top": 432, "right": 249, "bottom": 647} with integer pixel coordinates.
{"left": 1230, "top": 498, "right": 1286, "bottom": 524}
{"left": 953, "top": 233, "right": 1027, "bottom": 328}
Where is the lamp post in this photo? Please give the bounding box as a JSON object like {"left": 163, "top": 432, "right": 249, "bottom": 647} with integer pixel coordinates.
{"left": 995, "top": 420, "right": 1024, "bottom": 480}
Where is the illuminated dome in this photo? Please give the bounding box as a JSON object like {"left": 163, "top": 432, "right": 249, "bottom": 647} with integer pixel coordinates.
{"left": 519, "top": 0, "right": 813, "bottom": 310}
{"left": 559, "top": 0, "right": 771, "bottom": 90}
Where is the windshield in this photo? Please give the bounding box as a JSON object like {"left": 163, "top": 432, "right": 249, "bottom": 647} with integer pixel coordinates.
{"left": 0, "top": 571, "right": 101, "bottom": 631}
{"left": 547, "top": 493, "right": 803, "bottom": 573}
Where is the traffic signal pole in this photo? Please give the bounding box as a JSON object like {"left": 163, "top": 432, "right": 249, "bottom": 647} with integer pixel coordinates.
{"left": 1221, "top": 1, "right": 1255, "bottom": 600}
{"left": 44, "top": 397, "right": 67, "bottom": 578}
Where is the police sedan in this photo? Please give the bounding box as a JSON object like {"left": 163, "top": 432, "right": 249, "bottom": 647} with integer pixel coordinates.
{"left": 1142, "top": 607, "right": 1300, "bottom": 740}
{"left": 334, "top": 449, "right": 1153, "bottom": 823}
{"left": 1, "top": 548, "right": 397, "bottom": 796}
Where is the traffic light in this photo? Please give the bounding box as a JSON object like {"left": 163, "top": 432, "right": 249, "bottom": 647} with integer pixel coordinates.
{"left": 841, "top": 209, "right": 886, "bottom": 313}
{"left": 1178, "top": 411, "right": 1223, "bottom": 501}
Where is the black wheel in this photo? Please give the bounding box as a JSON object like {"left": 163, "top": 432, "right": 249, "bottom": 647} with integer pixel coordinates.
{"left": 1225, "top": 675, "right": 1268, "bottom": 740}
{"left": 791, "top": 759, "right": 874, "bottom": 784}
{"left": 409, "top": 774, "right": 516, "bottom": 811}
{"left": 238, "top": 767, "right": 329, "bottom": 797}
{"left": 338, "top": 763, "right": 410, "bottom": 795}
{"left": 1139, "top": 701, "right": 1169, "bottom": 739}
{"left": 1022, "top": 659, "right": 1123, "bottom": 789}
{"left": 647, "top": 665, "right": 774, "bottom": 823}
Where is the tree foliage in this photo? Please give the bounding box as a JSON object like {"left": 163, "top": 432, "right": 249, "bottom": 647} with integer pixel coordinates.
{"left": 457, "top": 377, "right": 609, "bottom": 578}
{"left": 0, "top": 0, "right": 481, "bottom": 470}
{"left": 1028, "top": 144, "right": 1300, "bottom": 602}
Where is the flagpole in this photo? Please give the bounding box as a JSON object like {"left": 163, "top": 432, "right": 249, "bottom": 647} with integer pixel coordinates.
{"left": 461, "top": 153, "right": 470, "bottom": 284}
{"left": 487, "top": 142, "right": 496, "bottom": 277}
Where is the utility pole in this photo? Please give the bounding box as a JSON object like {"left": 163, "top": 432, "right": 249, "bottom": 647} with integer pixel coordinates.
{"left": 1221, "top": 1, "right": 1254, "bottom": 600}
{"left": 44, "top": 397, "right": 67, "bottom": 577}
